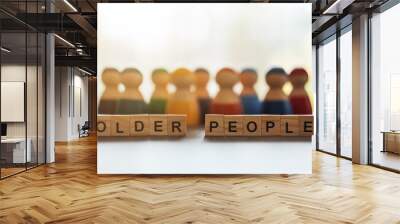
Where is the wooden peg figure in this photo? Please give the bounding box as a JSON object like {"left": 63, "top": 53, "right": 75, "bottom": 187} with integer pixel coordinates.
{"left": 240, "top": 68, "right": 261, "bottom": 114}
{"left": 262, "top": 67, "right": 292, "bottom": 115}
{"left": 210, "top": 68, "right": 243, "bottom": 115}
{"left": 117, "top": 68, "right": 147, "bottom": 114}
{"left": 98, "top": 68, "right": 121, "bottom": 114}
{"left": 289, "top": 68, "right": 312, "bottom": 114}
{"left": 148, "top": 68, "right": 169, "bottom": 114}
{"left": 195, "top": 68, "right": 211, "bottom": 124}
{"left": 166, "top": 68, "right": 199, "bottom": 127}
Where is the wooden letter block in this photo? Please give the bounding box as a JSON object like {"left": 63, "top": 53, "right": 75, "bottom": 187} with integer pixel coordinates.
{"left": 110, "top": 115, "right": 130, "bottom": 136}
{"left": 149, "top": 115, "right": 168, "bottom": 136}
{"left": 280, "top": 115, "right": 300, "bottom": 136}
{"left": 205, "top": 114, "right": 225, "bottom": 136}
{"left": 97, "top": 115, "right": 111, "bottom": 136}
{"left": 299, "top": 115, "right": 314, "bottom": 136}
{"left": 167, "top": 115, "right": 187, "bottom": 136}
{"left": 224, "top": 115, "right": 243, "bottom": 136}
{"left": 261, "top": 115, "right": 281, "bottom": 136}
{"left": 130, "top": 115, "right": 149, "bottom": 136}
{"left": 243, "top": 115, "right": 261, "bottom": 136}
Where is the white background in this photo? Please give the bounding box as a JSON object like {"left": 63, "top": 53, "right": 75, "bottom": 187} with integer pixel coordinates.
{"left": 97, "top": 3, "right": 312, "bottom": 174}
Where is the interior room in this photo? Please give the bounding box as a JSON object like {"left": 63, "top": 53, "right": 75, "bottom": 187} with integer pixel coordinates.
{"left": 1, "top": 0, "right": 400, "bottom": 223}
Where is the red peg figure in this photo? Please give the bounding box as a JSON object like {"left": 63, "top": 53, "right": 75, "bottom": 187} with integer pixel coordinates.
{"left": 195, "top": 68, "right": 211, "bottom": 124}
{"left": 166, "top": 68, "right": 199, "bottom": 127}
{"left": 210, "top": 68, "right": 243, "bottom": 115}
{"left": 98, "top": 68, "right": 121, "bottom": 114}
{"left": 289, "top": 68, "right": 312, "bottom": 114}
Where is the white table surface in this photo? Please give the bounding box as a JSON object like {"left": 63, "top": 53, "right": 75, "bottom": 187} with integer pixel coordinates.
{"left": 97, "top": 130, "right": 312, "bottom": 175}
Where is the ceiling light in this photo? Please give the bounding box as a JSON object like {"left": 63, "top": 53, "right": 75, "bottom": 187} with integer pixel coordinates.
{"left": 54, "top": 34, "right": 75, "bottom": 48}
{"left": 63, "top": 0, "right": 78, "bottom": 12}
{"left": 1, "top": 47, "right": 11, "bottom": 53}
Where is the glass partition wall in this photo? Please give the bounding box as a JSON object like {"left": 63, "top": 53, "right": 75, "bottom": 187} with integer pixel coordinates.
{"left": 0, "top": 4, "right": 46, "bottom": 179}
{"left": 316, "top": 27, "right": 353, "bottom": 159}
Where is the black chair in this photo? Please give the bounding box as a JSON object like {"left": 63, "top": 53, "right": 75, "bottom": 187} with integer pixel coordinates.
{"left": 79, "top": 121, "right": 90, "bottom": 138}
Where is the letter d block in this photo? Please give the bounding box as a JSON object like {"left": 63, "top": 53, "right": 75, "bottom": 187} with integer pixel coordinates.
{"left": 110, "top": 115, "right": 130, "bottom": 136}
{"left": 243, "top": 115, "right": 261, "bottom": 136}
{"left": 167, "top": 115, "right": 187, "bottom": 137}
{"left": 97, "top": 115, "right": 111, "bottom": 136}
{"left": 149, "top": 115, "right": 168, "bottom": 136}
{"left": 205, "top": 114, "right": 224, "bottom": 136}
{"left": 299, "top": 115, "right": 314, "bottom": 136}
{"left": 130, "top": 115, "right": 149, "bottom": 136}
{"left": 261, "top": 115, "right": 281, "bottom": 136}
{"left": 280, "top": 116, "right": 300, "bottom": 136}
{"left": 224, "top": 115, "right": 243, "bottom": 136}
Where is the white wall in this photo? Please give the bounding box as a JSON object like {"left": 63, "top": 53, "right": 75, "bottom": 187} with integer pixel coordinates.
{"left": 55, "top": 67, "right": 89, "bottom": 141}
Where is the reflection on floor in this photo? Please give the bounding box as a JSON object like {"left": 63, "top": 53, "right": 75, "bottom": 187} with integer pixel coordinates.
{"left": 373, "top": 150, "right": 400, "bottom": 171}
{"left": 0, "top": 136, "right": 400, "bottom": 223}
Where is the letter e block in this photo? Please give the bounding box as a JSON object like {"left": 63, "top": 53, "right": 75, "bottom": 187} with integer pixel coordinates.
{"left": 280, "top": 116, "right": 300, "bottom": 136}
{"left": 261, "top": 115, "right": 281, "bottom": 136}
{"left": 167, "top": 114, "right": 187, "bottom": 137}
{"left": 110, "top": 115, "right": 130, "bottom": 136}
{"left": 205, "top": 114, "right": 224, "bottom": 136}
{"left": 97, "top": 115, "right": 111, "bottom": 137}
{"left": 224, "top": 115, "right": 243, "bottom": 136}
{"left": 299, "top": 115, "right": 313, "bottom": 136}
{"left": 149, "top": 115, "right": 168, "bottom": 136}
{"left": 243, "top": 115, "right": 261, "bottom": 136}
{"left": 130, "top": 115, "right": 149, "bottom": 136}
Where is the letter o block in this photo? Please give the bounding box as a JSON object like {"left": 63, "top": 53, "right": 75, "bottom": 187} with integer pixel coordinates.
{"left": 97, "top": 115, "right": 111, "bottom": 137}
{"left": 243, "top": 115, "right": 261, "bottom": 136}
{"left": 205, "top": 114, "right": 224, "bottom": 136}
{"left": 224, "top": 115, "right": 243, "bottom": 136}
{"left": 130, "top": 115, "right": 149, "bottom": 136}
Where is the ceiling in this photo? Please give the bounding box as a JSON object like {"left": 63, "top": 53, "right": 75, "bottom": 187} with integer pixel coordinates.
{"left": 0, "top": 0, "right": 391, "bottom": 75}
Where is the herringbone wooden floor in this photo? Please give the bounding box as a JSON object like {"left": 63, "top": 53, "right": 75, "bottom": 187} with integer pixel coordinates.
{"left": 1, "top": 136, "right": 400, "bottom": 224}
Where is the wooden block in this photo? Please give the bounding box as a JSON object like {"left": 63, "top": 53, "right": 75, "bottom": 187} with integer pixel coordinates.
{"left": 280, "top": 115, "right": 300, "bottom": 136}
{"left": 130, "top": 115, "right": 149, "bottom": 136}
{"left": 167, "top": 115, "right": 187, "bottom": 136}
{"left": 261, "top": 115, "right": 281, "bottom": 136}
{"left": 110, "top": 115, "right": 130, "bottom": 136}
{"left": 299, "top": 115, "right": 314, "bottom": 136}
{"left": 224, "top": 115, "right": 243, "bottom": 136}
{"left": 97, "top": 115, "right": 111, "bottom": 136}
{"left": 205, "top": 114, "right": 225, "bottom": 136}
{"left": 243, "top": 115, "right": 261, "bottom": 136}
{"left": 149, "top": 115, "right": 168, "bottom": 136}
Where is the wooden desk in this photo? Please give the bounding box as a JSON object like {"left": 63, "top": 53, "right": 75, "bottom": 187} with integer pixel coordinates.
{"left": 382, "top": 131, "right": 400, "bottom": 154}
{"left": 1, "top": 138, "right": 31, "bottom": 164}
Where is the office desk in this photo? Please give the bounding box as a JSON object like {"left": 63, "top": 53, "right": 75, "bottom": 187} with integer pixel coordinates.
{"left": 1, "top": 138, "right": 31, "bottom": 164}
{"left": 382, "top": 131, "right": 400, "bottom": 154}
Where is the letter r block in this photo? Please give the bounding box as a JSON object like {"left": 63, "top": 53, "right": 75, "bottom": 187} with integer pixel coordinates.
{"left": 110, "top": 115, "right": 130, "bottom": 136}
{"left": 224, "top": 115, "right": 243, "bottom": 136}
{"left": 167, "top": 114, "right": 187, "bottom": 137}
{"left": 261, "top": 115, "right": 281, "bottom": 136}
{"left": 130, "top": 115, "right": 149, "bottom": 136}
{"left": 205, "top": 114, "right": 224, "bottom": 136}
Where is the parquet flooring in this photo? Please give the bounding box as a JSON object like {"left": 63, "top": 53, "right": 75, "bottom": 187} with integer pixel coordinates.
{"left": 1, "top": 135, "right": 400, "bottom": 223}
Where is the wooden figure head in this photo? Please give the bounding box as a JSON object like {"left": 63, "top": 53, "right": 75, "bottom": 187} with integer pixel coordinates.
{"left": 152, "top": 68, "right": 169, "bottom": 87}
{"left": 289, "top": 68, "right": 309, "bottom": 88}
{"left": 265, "top": 67, "right": 288, "bottom": 89}
{"left": 240, "top": 68, "right": 257, "bottom": 88}
{"left": 102, "top": 68, "right": 120, "bottom": 88}
{"left": 121, "top": 68, "right": 142, "bottom": 89}
{"left": 194, "top": 68, "right": 210, "bottom": 88}
{"left": 216, "top": 68, "right": 239, "bottom": 89}
{"left": 170, "top": 68, "right": 195, "bottom": 89}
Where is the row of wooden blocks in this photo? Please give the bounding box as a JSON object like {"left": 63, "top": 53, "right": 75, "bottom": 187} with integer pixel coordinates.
{"left": 97, "top": 114, "right": 314, "bottom": 137}
{"left": 97, "top": 115, "right": 187, "bottom": 137}
{"left": 205, "top": 114, "right": 313, "bottom": 137}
